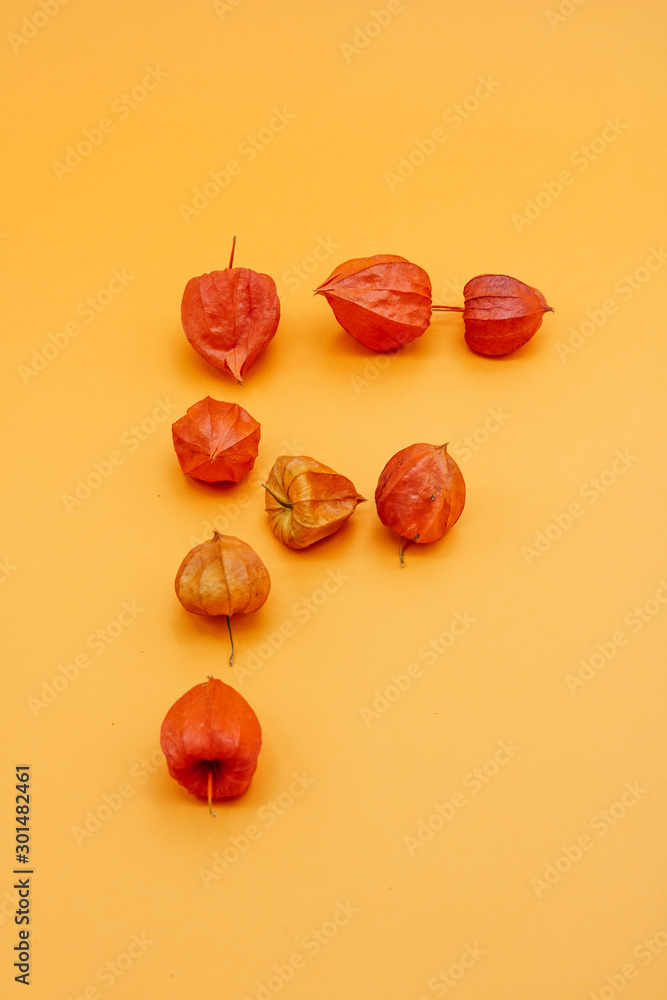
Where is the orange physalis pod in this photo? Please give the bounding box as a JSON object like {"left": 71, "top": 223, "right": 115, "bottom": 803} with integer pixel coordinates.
{"left": 172, "top": 396, "right": 260, "bottom": 484}
{"left": 160, "top": 676, "right": 262, "bottom": 812}
{"left": 375, "top": 443, "right": 465, "bottom": 565}
{"left": 459, "top": 274, "right": 553, "bottom": 356}
{"left": 175, "top": 532, "right": 270, "bottom": 665}
{"left": 315, "top": 254, "right": 432, "bottom": 352}
{"left": 181, "top": 236, "right": 280, "bottom": 382}
{"left": 262, "top": 455, "right": 365, "bottom": 549}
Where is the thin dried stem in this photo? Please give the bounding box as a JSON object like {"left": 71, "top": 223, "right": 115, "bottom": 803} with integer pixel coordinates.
{"left": 226, "top": 615, "right": 235, "bottom": 667}
{"left": 260, "top": 482, "right": 293, "bottom": 509}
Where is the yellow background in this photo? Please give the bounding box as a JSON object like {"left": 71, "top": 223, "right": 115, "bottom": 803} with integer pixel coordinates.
{"left": 2, "top": 0, "right": 667, "bottom": 997}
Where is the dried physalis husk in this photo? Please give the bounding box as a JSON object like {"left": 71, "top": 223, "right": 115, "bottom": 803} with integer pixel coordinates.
{"left": 262, "top": 455, "right": 365, "bottom": 549}
{"left": 175, "top": 532, "right": 270, "bottom": 663}
{"left": 160, "top": 676, "right": 262, "bottom": 815}
{"left": 172, "top": 396, "right": 260, "bottom": 484}
{"left": 315, "top": 254, "right": 432, "bottom": 351}
{"left": 375, "top": 443, "right": 465, "bottom": 565}
{"left": 181, "top": 237, "right": 280, "bottom": 382}
{"left": 461, "top": 274, "right": 553, "bottom": 355}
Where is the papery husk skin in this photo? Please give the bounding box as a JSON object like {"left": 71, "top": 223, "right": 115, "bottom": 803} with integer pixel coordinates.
{"left": 182, "top": 266, "right": 280, "bottom": 381}
{"left": 375, "top": 443, "right": 465, "bottom": 543}
{"left": 462, "top": 274, "right": 553, "bottom": 356}
{"left": 175, "top": 532, "right": 270, "bottom": 616}
{"left": 315, "top": 254, "right": 432, "bottom": 352}
{"left": 264, "top": 455, "right": 365, "bottom": 549}
{"left": 172, "top": 396, "right": 260, "bottom": 484}
{"left": 160, "top": 677, "right": 262, "bottom": 800}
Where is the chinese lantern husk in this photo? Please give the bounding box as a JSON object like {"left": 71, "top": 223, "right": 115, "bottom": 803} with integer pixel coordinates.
{"left": 172, "top": 396, "right": 261, "bottom": 483}
{"left": 175, "top": 533, "right": 270, "bottom": 617}
{"left": 160, "top": 677, "right": 262, "bottom": 802}
{"left": 263, "top": 455, "right": 365, "bottom": 548}
{"left": 375, "top": 443, "right": 466, "bottom": 545}
{"left": 182, "top": 266, "right": 280, "bottom": 381}
{"left": 315, "top": 255, "right": 432, "bottom": 352}
{"left": 462, "top": 274, "right": 553, "bottom": 355}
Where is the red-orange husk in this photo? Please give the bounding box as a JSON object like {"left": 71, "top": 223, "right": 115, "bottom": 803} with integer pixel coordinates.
{"left": 315, "top": 255, "right": 432, "bottom": 352}
{"left": 375, "top": 443, "right": 465, "bottom": 559}
{"left": 181, "top": 239, "right": 280, "bottom": 381}
{"left": 171, "top": 397, "right": 261, "bottom": 484}
{"left": 460, "top": 274, "right": 553, "bottom": 355}
{"left": 160, "top": 676, "right": 262, "bottom": 803}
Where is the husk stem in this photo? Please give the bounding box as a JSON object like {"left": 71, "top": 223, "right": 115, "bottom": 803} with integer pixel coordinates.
{"left": 228, "top": 234, "right": 237, "bottom": 269}
{"left": 399, "top": 536, "right": 416, "bottom": 567}
{"left": 226, "top": 615, "right": 235, "bottom": 667}
{"left": 260, "top": 482, "right": 293, "bottom": 509}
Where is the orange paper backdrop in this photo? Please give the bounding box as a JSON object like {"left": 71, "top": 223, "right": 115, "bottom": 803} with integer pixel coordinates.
{"left": 2, "top": 1, "right": 667, "bottom": 998}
